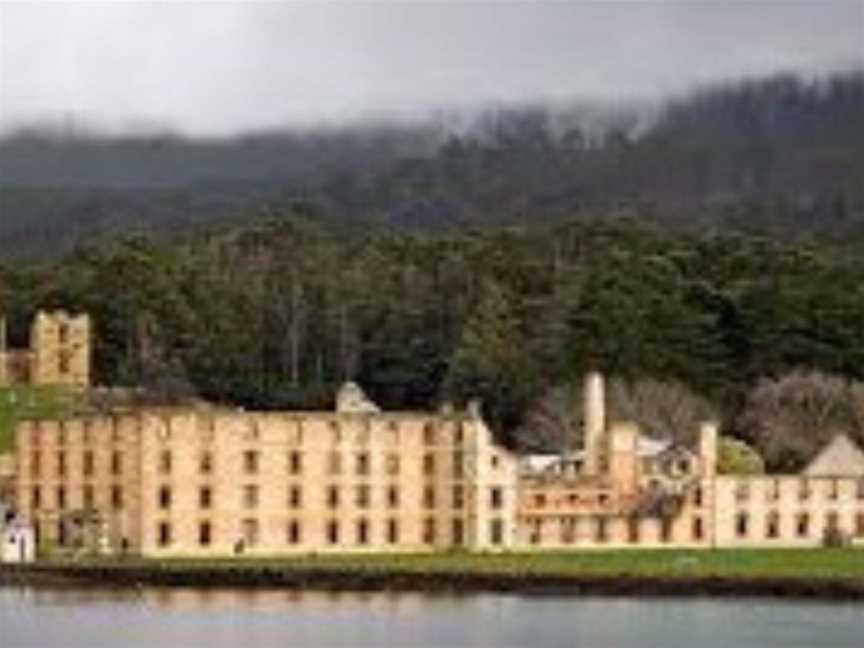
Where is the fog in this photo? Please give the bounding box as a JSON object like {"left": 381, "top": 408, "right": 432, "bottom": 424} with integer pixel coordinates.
{"left": 1, "top": 1, "right": 861, "bottom": 136}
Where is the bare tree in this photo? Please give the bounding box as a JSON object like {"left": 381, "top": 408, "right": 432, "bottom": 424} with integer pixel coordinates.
{"left": 515, "top": 376, "right": 715, "bottom": 453}
{"left": 740, "top": 371, "right": 864, "bottom": 471}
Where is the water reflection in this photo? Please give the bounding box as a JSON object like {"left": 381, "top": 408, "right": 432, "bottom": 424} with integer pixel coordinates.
{"left": 2, "top": 586, "right": 863, "bottom": 648}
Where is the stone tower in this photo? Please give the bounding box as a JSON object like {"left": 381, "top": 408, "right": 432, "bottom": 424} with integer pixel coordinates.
{"left": 583, "top": 371, "right": 606, "bottom": 475}
{"left": 29, "top": 311, "right": 91, "bottom": 388}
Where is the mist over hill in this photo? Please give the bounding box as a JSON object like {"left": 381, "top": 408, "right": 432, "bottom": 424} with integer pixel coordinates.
{"left": 1, "top": 70, "right": 863, "bottom": 259}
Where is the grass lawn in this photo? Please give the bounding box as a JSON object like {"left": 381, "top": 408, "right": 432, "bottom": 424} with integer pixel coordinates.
{"left": 0, "top": 385, "right": 82, "bottom": 452}
{"left": 128, "top": 549, "right": 864, "bottom": 583}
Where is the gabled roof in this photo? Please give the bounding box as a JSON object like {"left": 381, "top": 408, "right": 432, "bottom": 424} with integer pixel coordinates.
{"left": 803, "top": 434, "right": 864, "bottom": 477}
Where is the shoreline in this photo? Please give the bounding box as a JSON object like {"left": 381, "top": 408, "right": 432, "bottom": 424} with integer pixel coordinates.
{"left": 2, "top": 561, "right": 863, "bottom": 601}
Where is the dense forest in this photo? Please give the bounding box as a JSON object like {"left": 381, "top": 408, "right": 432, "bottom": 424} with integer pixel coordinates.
{"left": 1, "top": 71, "right": 863, "bottom": 468}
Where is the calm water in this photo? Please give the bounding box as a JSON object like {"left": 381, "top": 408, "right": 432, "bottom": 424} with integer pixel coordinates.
{"left": 1, "top": 586, "right": 862, "bottom": 648}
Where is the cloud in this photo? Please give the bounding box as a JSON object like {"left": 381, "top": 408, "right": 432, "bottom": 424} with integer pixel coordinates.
{"left": 1, "top": 0, "right": 862, "bottom": 135}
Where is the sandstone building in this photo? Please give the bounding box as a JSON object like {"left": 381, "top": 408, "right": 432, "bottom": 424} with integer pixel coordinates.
{"left": 10, "top": 373, "right": 864, "bottom": 556}
{"left": 0, "top": 311, "right": 91, "bottom": 388}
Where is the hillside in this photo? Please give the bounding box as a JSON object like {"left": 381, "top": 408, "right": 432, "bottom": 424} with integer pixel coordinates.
{"left": 1, "top": 70, "right": 863, "bottom": 260}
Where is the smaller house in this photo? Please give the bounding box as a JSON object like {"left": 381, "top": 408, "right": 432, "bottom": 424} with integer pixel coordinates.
{"left": 1, "top": 507, "right": 35, "bottom": 563}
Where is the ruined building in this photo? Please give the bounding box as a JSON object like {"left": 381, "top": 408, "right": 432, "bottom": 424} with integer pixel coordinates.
{"left": 5, "top": 328, "right": 864, "bottom": 556}
{"left": 0, "top": 311, "right": 91, "bottom": 388}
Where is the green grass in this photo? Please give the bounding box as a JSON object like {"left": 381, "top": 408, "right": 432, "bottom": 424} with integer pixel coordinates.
{"left": 0, "top": 385, "right": 82, "bottom": 452}
{"left": 103, "top": 549, "right": 864, "bottom": 583}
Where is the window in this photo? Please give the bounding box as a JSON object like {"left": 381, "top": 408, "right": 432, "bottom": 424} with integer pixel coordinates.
{"left": 596, "top": 517, "right": 608, "bottom": 543}
{"left": 199, "top": 521, "right": 212, "bottom": 546}
{"left": 530, "top": 518, "right": 542, "bottom": 544}
{"left": 422, "top": 517, "right": 436, "bottom": 544}
{"left": 826, "top": 512, "right": 839, "bottom": 532}
{"left": 241, "top": 518, "right": 259, "bottom": 546}
{"left": 423, "top": 486, "right": 436, "bottom": 509}
{"left": 561, "top": 517, "right": 576, "bottom": 544}
{"left": 491, "top": 454, "right": 500, "bottom": 469}
{"left": 768, "top": 479, "right": 780, "bottom": 502}
{"left": 327, "top": 486, "right": 340, "bottom": 509}
{"left": 692, "top": 517, "right": 704, "bottom": 541}
{"left": 490, "top": 487, "right": 503, "bottom": 509}
{"left": 387, "top": 486, "right": 400, "bottom": 509}
{"left": 287, "top": 520, "right": 301, "bottom": 544}
{"left": 30, "top": 451, "right": 41, "bottom": 478}
{"left": 327, "top": 520, "right": 340, "bottom": 544}
{"left": 692, "top": 486, "right": 703, "bottom": 508}
{"left": 797, "top": 513, "right": 810, "bottom": 538}
{"left": 452, "top": 451, "right": 464, "bottom": 479}
{"left": 328, "top": 452, "right": 342, "bottom": 476}
{"left": 385, "top": 454, "right": 400, "bottom": 476}
{"left": 454, "top": 423, "right": 465, "bottom": 446}
{"left": 766, "top": 512, "right": 780, "bottom": 539}
{"left": 243, "top": 450, "right": 259, "bottom": 475}
{"left": 356, "top": 452, "right": 370, "bottom": 476}
{"left": 83, "top": 451, "right": 94, "bottom": 477}
{"left": 856, "top": 514, "right": 864, "bottom": 538}
{"left": 452, "top": 485, "right": 464, "bottom": 509}
{"left": 158, "top": 522, "right": 171, "bottom": 547}
{"left": 159, "top": 450, "right": 172, "bottom": 475}
{"left": 736, "top": 512, "right": 749, "bottom": 538}
{"left": 423, "top": 453, "right": 435, "bottom": 476}
{"left": 829, "top": 479, "right": 839, "bottom": 501}
{"left": 423, "top": 422, "right": 436, "bottom": 445}
{"left": 660, "top": 518, "right": 673, "bottom": 543}
{"left": 199, "top": 487, "right": 212, "bottom": 509}
{"left": 32, "top": 486, "right": 41, "bottom": 510}
{"left": 734, "top": 481, "right": 749, "bottom": 503}
{"left": 57, "top": 452, "right": 66, "bottom": 478}
{"left": 111, "top": 451, "right": 123, "bottom": 476}
{"left": 490, "top": 518, "right": 504, "bottom": 545}
{"left": 356, "top": 518, "right": 369, "bottom": 545}
{"left": 83, "top": 485, "right": 94, "bottom": 509}
{"left": 111, "top": 486, "right": 123, "bottom": 510}
{"left": 288, "top": 485, "right": 302, "bottom": 509}
{"left": 288, "top": 451, "right": 302, "bottom": 475}
{"left": 243, "top": 485, "right": 259, "bottom": 509}
{"left": 355, "top": 485, "right": 370, "bottom": 508}
{"left": 857, "top": 479, "right": 864, "bottom": 500}
{"left": 387, "top": 518, "right": 399, "bottom": 544}
{"left": 199, "top": 452, "right": 212, "bottom": 474}
{"left": 627, "top": 517, "right": 640, "bottom": 543}
{"left": 56, "top": 486, "right": 66, "bottom": 510}
{"left": 534, "top": 493, "right": 547, "bottom": 508}
{"left": 798, "top": 479, "right": 811, "bottom": 501}
{"left": 452, "top": 518, "right": 464, "bottom": 546}
{"left": 158, "top": 486, "right": 172, "bottom": 510}
{"left": 329, "top": 421, "right": 341, "bottom": 444}
{"left": 58, "top": 350, "right": 70, "bottom": 375}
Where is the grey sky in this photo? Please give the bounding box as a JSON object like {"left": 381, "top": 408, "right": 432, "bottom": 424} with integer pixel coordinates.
{"left": 1, "top": 0, "right": 862, "bottom": 135}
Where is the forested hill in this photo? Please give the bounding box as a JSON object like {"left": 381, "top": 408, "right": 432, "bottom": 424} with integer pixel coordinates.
{"left": 1, "top": 70, "right": 863, "bottom": 260}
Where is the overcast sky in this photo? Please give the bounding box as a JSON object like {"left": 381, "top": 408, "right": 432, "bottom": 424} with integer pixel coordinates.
{"left": 1, "top": 0, "right": 862, "bottom": 135}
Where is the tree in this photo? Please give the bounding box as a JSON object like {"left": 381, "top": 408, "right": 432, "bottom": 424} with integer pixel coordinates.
{"left": 740, "top": 371, "right": 864, "bottom": 471}
{"left": 443, "top": 281, "right": 538, "bottom": 443}
{"left": 718, "top": 437, "right": 765, "bottom": 475}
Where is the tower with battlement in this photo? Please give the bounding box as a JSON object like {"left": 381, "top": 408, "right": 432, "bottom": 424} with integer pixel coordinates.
{"left": 0, "top": 311, "right": 91, "bottom": 388}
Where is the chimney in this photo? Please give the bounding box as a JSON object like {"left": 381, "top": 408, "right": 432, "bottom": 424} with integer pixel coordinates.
{"left": 583, "top": 371, "right": 606, "bottom": 474}
{"left": 698, "top": 421, "right": 719, "bottom": 478}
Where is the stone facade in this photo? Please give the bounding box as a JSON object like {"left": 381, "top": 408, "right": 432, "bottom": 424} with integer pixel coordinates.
{"left": 14, "top": 387, "right": 518, "bottom": 556}
{"left": 0, "top": 311, "right": 91, "bottom": 388}
{"left": 10, "top": 375, "right": 864, "bottom": 556}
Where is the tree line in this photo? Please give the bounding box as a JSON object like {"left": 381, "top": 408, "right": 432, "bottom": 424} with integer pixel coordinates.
{"left": 2, "top": 214, "right": 863, "bottom": 469}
